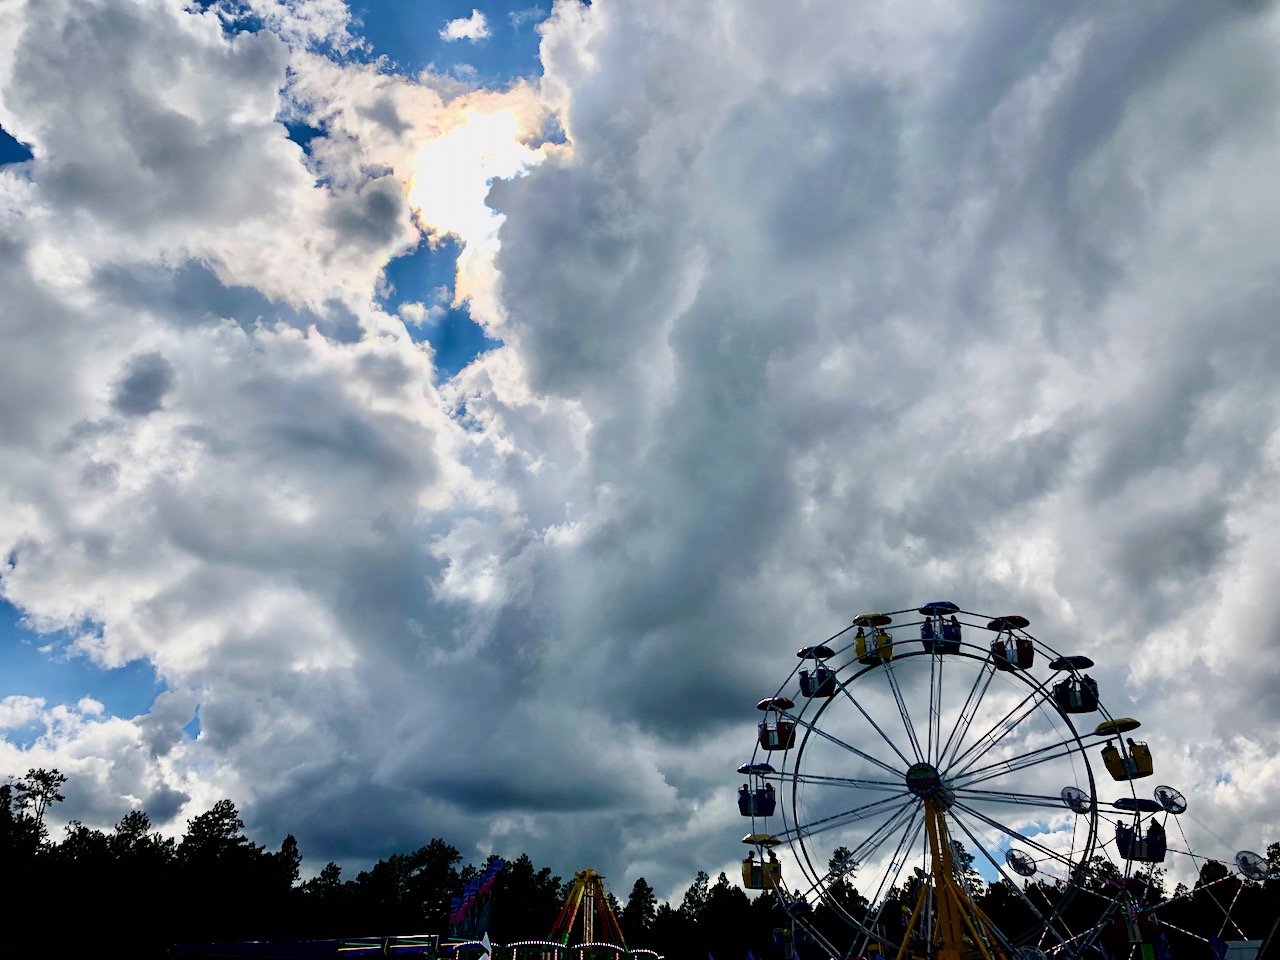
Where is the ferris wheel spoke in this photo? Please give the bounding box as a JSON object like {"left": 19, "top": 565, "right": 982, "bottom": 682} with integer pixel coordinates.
{"left": 881, "top": 659, "right": 925, "bottom": 763}
{"left": 858, "top": 808, "right": 926, "bottom": 941}
{"left": 938, "top": 659, "right": 998, "bottom": 772}
{"left": 1215, "top": 878, "right": 1250, "bottom": 940}
{"left": 929, "top": 652, "right": 945, "bottom": 767}
{"left": 946, "top": 682, "right": 1053, "bottom": 778}
{"left": 951, "top": 800, "right": 1081, "bottom": 872}
{"left": 784, "top": 771, "right": 909, "bottom": 792}
{"left": 948, "top": 806, "right": 1074, "bottom": 948}
{"left": 833, "top": 683, "right": 914, "bottom": 768}
{"left": 794, "top": 801, "right": 918, "bottom": 904}
{"left": 785, "top": 712, "right": 903, "bottom": 777}
{"left": 951, "top": 737, "right": 1092, "bottom": 790}
{"left": 843, "top": 799, "right": 920, "bottom": 867}
{"left": 1047, "top": 910, "right": 1124, "bottom": 960}
{"left": 783, "top": 793, "right": 914, "bottom": 844}
{"left": 953, "top": 787, "right": 1084, "bottom": 811}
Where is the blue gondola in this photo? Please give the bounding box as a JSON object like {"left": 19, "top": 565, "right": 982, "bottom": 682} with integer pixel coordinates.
{"left": 738, "top": 782, "right": 777, "bottom": 817}
{"left": 1114, "top": 797, "right": 1163, "bottom": 813}
{"left": 1052, "top": 676, "right": 1099, "bottom": 714}
{"left": 1116, "top": 820, "right": 1167, "bottom": 862}
{"left": 799, "top": 665, "right": 837, "bottom": 698}
{"left": 919, "top": 602, "right": 962, "bottom": 654}
{"left": 919, "top": 601, "right": 960, "bottom": 616}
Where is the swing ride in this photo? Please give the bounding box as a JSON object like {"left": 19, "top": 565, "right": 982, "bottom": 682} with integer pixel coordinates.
{"left": 736, "top": 602, "right": 1273, "bottom": 960}
{"left": 507, "top": 868, "right": 634, "bottom": 960}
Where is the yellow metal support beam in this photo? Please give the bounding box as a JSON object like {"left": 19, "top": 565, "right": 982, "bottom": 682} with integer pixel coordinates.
{"left": 922, "top": 799, "right": 1009, "bottom": 960}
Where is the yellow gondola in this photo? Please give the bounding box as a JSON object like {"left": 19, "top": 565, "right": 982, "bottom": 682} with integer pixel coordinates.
{"left": 854, "top": 622, "right": 894, "bottom": 665}
{"left": 853, "top": 612, "right": 893, "bottom": 628}
{"left": 741, "top": 836, "right": 783, "bottom": 890}
{"left": 1101, "top": 737, "right": 1154, "bottom": 781}
{"left": 1095, "top": 717, "right": 1141, "bottom": 736}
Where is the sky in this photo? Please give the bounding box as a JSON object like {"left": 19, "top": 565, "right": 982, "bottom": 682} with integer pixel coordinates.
{"left": 2, "top": 0, "right": 1280, "bottom": 917}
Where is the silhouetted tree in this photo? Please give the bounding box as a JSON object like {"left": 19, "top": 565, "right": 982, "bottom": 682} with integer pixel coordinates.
{"left": 701, "top": 872, "right": 753, "bottom": 959}
{"left": 621, "top": 876, "right": 658, "bottom": 946}
{"left": 812, "top": 845, "right": 868, "bottom": 946}
{"left": 14, "top": 767, "right": 67, "bottom": 829}
{"left": 679, "top": 870, "right": 710, "bottom": 922}
{"left": 489, "top": 852, "right": 562, "bottom": 943}
{"left": 650, "top": 900, "right": 696, "bottom": 960}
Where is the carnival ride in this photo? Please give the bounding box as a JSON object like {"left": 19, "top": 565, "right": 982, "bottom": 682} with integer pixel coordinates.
{"left": 737, "top": 602, "right": 1272, "bottom": 960}
{"left": 552, "top": 869, "right": 628, "bottom": 959}
{"left": 503, "top": 869, "right": 638, "bottom": 960}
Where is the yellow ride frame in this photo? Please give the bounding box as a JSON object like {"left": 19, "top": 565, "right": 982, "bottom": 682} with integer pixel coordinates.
{"left": 893, "top": 800, "right": 1010, "bottom": 960}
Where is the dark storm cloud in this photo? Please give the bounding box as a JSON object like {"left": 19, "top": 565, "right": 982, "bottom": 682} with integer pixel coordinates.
{"left": 481, "top": 0, "right": 1280, "bottom": 885}
{"left": 144, "top": 783, "right": 190, "bottom": 822}
{"left": 713, "top": 83, "right": 900, "bottom": 256}
{"left": 93, "top": 262, "right": 279, "bottom": 330}
{"left": 357, "top": 96, "right": 412, "bottom": 137}
{"left": 112, "top": 353, "right": 176, "bottom": 416}
{"left": 326, "top": 175, "right": 412, "bottom": 248}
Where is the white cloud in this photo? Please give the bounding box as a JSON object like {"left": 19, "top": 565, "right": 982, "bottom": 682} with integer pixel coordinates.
{"left": 440, "top": 9, "right": 491, "bottom": 43}
{"left": 399, "top": 300, "right": 446, "bottom": 327}
{"left": 0, "top": 695, "right": 46, "bottom": 729}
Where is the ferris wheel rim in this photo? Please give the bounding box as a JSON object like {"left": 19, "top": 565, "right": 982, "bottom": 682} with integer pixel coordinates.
{"left": 760, "top": 645, "right": 1101, "bottom": 952}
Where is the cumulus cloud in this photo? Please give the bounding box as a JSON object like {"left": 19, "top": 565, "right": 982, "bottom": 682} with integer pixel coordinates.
{"left": 399, "top": 300, "right": 447, "bottom": 327}
{"left": 440, "top": 9, "right": 491, "bottom": 43}
{"left": 1, "top": 0, "right": 1279, "bottom": 913}
{"left": 0, "top": 695, "right": 45, "bottom": 729}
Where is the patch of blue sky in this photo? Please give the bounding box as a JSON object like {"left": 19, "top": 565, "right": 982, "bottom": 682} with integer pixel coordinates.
{"left": 959, "top": 814, "right": 1073, "bottom": 884}
{"left": 351, "top": 0, "right": 547, "bottom": 85}
{"left": 972, "top": 852, "right": 1002, "bottom": 885}
{"left": 0, "top": 123, "right": 35, "bottom": 166}
{"left": 191, "top": 0, "right": 266, "bottom": 38}
{"left": 283, "top": 119, "right": 327, "bottom": 157}
{"left": 381, "top": 237, "right": 502, "bottom": 379}
{"left": 0, "top": 598, "right": 162, "bottom": 730}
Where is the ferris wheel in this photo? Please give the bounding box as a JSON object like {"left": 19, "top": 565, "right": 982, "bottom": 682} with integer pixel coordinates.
{"left": 735, "top": 602, "right": 1271, "bottom": 960}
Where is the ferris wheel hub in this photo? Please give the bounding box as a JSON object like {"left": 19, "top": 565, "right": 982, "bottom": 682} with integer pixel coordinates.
{"left": 905, "top": 762, "right": 941, "bottom": 798}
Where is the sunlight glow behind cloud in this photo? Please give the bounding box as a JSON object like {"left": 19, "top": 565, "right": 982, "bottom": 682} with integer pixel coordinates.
{"left": 406, "top": 105, "right": 556, "bottom": 324}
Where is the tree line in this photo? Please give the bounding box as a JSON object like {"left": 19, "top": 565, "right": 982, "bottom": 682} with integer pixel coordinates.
{"left": 2, "top": 769, "right": 1277, "bottom": 960}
